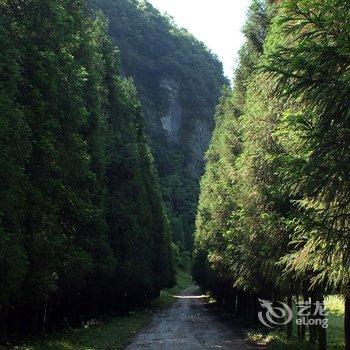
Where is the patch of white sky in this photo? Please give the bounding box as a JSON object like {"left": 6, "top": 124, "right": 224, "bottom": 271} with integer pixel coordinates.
{"left": 147, "top": 0, "right": 252, "bottom": 80}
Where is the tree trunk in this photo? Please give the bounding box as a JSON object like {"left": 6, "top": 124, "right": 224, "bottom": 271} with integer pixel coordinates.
{"left": 237, "top": 292, "right": 247, "bottom": 319}
{"left": 233, "top": 294, "right": 238, "bottom": 318}
{"left": 0, "top": 305, "right": 8, "bottom": 342}
{"left": 299, "top": 293, "right": 308, "bottom": 340}
{"left": 345, "top": 296, "right": 350, "bottom": 350}
{"left": 297, "top": 295, "right": 306, "bottom": 340}
{"left": 317, "top": 322, "right": 327, "bottom": 350}
{"left": 30, "top": 306, "right": 40, "bottom": 334}
{"left": 42, "top": 299, "right": 48, "bottom": 333}
{"left": 309, "top": 292, "right": 318, "bottom": 346}
{"left": 317, "top": 293, "right": 327, "bottom": 350}
{"left": 13, "top": 306, "right": 21, "bottom": 338}
{"left": 249, "top": 294, "right": 254, "bottom": 322}
{"left": 286, "top": 295, "right": 293, "bottom": 339}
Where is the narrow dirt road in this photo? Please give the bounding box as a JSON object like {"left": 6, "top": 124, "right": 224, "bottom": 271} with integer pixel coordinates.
{"left": 125, "top": 287, "right": 258, "bottom": 350}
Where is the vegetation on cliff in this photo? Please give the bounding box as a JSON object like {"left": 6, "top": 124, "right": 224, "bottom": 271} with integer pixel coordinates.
{"left": 89, "top": 0, "right": 228, "bottom": 251}
{"left": 193, "top": 1, "right": 350, "bottom": 349}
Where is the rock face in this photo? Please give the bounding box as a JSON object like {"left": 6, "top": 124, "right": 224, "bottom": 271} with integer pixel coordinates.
{"left": 88, "top": 0, "right": 227, "bottom": 249}
{"left": 187, "top": 118, "right": 213, "bottom": 176}
{"left": 160, "top": 79, "right": 182, "bottom": 144}
{"left": 157, "top": 78, "right": 213, "bottom": 177}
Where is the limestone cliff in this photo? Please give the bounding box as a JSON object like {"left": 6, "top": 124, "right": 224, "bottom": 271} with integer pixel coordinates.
{"left": 89, "top": 0, "right": 227, "bottom": 249}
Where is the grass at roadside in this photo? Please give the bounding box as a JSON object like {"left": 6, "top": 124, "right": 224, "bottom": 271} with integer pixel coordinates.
{"left": 246, "top": 296, "right": 344, "bottom": 350}
{"left": 11, "top": 269, "right": 194, "bottom": 350}
{"left": 17, "top": 313, "right": 151, "bottom": 350}
{"left": 326, "top": 296, "right": 344, "bottom": 350}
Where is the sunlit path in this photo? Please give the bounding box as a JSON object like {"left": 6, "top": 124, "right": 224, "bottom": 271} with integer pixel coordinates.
{"left": 125, "top": 287, "right": 257, "bottom": 350}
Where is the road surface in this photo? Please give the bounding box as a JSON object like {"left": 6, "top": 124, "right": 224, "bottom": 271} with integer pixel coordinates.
{"left": 125, "top": 287, "right": 259, "bottom": 350}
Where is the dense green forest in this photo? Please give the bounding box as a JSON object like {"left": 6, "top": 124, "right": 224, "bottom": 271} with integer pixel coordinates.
{"left": 193, "top": 0, "right": 350, "bottom": 349}
{"left": 0, "top": 0, "right": 175, "bottom": 339}
{"left": 1, "top": 0, "right": 349, "bottom": 348}
{"left": 89, "top": 0, "right": 227, "bottom": 252}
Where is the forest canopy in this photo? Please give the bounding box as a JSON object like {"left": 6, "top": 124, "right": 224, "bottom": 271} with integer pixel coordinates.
{"left": 193, "top": 0, "right": 350, "bottom": 349}
{"left": 0, "top": 0, "right": 174, "bottom": 338}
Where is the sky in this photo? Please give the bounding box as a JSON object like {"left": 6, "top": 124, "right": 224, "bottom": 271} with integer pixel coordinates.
{"left": 147, "top": 0, "right": 252, "bottom": 79}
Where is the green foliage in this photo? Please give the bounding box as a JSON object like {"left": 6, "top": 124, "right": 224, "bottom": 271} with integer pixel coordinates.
{"left": 0, "top": 0, "right": 174, "bottom": 339}
{"left": 0, "top": 8, "right": 30, "bottom": 317}
{"left": 263, "top": 0, "right": 350, "bottom": 295}
{"left": 193, "top": 0, "right": 349, "bottom": 347}
{"left": 193, "top": 0, "right": 277, "bottom": 297}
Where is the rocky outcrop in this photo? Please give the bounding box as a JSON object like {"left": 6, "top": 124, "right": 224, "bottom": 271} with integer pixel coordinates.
{"left": 187, "top": 118, "right": 213, "bottom": 176}
{"left": 157, "top": 78, "right": 213, "bottom": 177}
{"left": 160, "top": 79, "right": 182, "bottom": 143}
{"left": 88, "top": 0, "right": 227, "bottom": 249}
